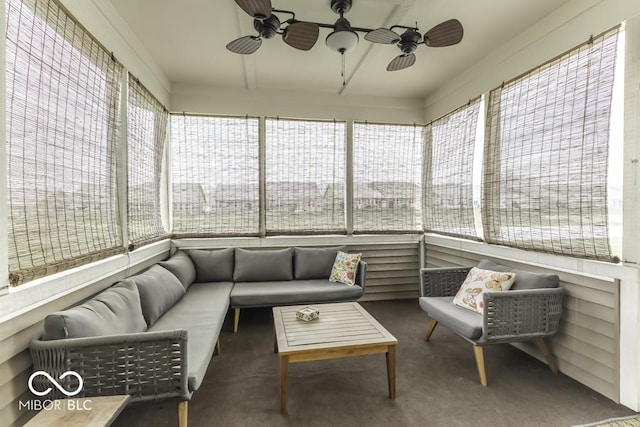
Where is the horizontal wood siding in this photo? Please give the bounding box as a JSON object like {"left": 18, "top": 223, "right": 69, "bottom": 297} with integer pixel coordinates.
{"left": 425, "top": 244, "right": 620, "bottom": 402}
{"left": 0, "top": 250, "right": 168, "bottom": 427}
{"left": 350, "top": 243, "right": 420, "bottom": 301}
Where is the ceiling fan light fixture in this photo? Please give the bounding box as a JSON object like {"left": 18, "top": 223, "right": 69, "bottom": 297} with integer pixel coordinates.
{"left": 325, "top": 17, "right": 359, "bottom": 54}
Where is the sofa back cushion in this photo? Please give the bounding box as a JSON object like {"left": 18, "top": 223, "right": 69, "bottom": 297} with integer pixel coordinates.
{"left": 42, "top": 280, "right": 147, "bottom": 340}
{"left": 158, "top": 251, "right": 197, "bottom": 289}
{"left": 294, "top": 246, "right": 347, "bottom": 280}
{"left": 234, "top": 248, "right": 294, "bottom": 282}
{"left": 187, "top": 248, "right": 235, "bottom": 283}
{"left": 477, "top": 259, "right": 559, "bottom": 290}
{"left": 130, "top": 265, "right": 186, "bottom": 326}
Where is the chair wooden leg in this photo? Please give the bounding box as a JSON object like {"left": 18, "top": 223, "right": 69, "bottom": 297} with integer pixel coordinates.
{"left": 178, "top": 401, "right": 188, "bottom": 427}
{"left": 234, "top": 308, "right": 240, "bottom": 333}
{"left": 472, "top": 345, "right": 487, "bottom": 387}
{"left": 424, "top": 319, "right": 438, "bottom": 342}
{"left": 535, "top": 339, "right": 558, "bottom": 374}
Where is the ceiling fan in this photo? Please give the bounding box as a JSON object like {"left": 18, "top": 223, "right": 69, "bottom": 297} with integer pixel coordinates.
{"left": 227, "top": 0, "right": 464, "bottom": 72}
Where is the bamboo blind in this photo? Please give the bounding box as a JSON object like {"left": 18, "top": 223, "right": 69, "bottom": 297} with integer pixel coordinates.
{"left": 352, "top": 123, "right": 424, "bottom": 233}
{"left": 483, "top": 28, "right": 619, "bottom": 262}
{"left": 423, "top": 98, "right": 481, "bottom": 240}
{"left": 6, "top": 0, "right": 124, "bottom": 286}
{"left": 127, "top": 76, "right": 169, "bottom": 247}
{"left": 265, "top": 118, "right": 346, "bottom": 234}
{"left": 170, "top": 114, "right": 260, "bottom": 237}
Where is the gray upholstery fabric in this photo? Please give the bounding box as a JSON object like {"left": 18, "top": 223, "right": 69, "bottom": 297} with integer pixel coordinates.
{"left": 43, "top": 280, "right": 147, "bottom": 340}
{"left": 187, "top": 248, "right": 235, "bottom": 283}
{"left": 477, "top": 259, "right": 559, "bottom": 290}
{"left": 419, "top": 296, "right": 483, "bottom": 340}
{"left": 233, "top": 248, "right": 294, "bottom": 282}
{"left": 230, "top": 279, "right": 363, "bottom": 307}
{"left": 294, "top": 246, "right": 347, "bottom": 280}
{"left": 130, "top": 265, "right": 186, "bottom": 326}
{"left": 158, "top": 251, "right": 197, "bottom": 290}
{"left": 148, "top": 282, "right": 233, "bottom": 392}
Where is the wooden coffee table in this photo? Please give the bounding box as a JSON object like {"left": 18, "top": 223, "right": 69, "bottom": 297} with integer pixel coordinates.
{"left": 24, "top": 395, "right": 130, "bottom": 427}
{"left": 273, "top": 302, "right": 398, "bottom": 414}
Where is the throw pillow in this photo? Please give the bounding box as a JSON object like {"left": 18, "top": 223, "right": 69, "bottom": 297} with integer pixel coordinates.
{"left": 187, "top": 248, "right": 235, "bottom": 283}
{"left": 329, "top": 251, "right": 362, "bottom": 286}
{"left": 294, "top": 246, "right": 347, "bottom": 280}
{"left": 42, "top": 280, "right": 147, "bottom": 340}
{"left": 452, "top": 267, "right": 516, "bottom": 314}
{"left": 130, "top": 265, "right": 186, "bottom": 326}
{"left": 233, "top": 248, "right": 294, "bottom": 282}
{"left": 158, "top": 250, "right": 197, "bottom": 289}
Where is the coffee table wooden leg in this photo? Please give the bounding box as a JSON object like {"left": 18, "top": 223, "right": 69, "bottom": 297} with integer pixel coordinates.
{"left": 386, "top": 344, "right": 396, "bottom": 399}
{"left": 273, "top": 327, "right": 278, "bottom": 353}
{"left": 280, "top": 355, "right": 289, "bottom": 414}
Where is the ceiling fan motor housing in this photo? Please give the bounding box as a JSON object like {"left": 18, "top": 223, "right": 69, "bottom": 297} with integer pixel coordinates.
{"left": 331, "top": 0, "right": 353, "bottom": 15}
{"left": 399, "top": 29, "right": 422, "bottom": 54}
{"left": 254, "top": 15, "right": 280, "bottom": 39}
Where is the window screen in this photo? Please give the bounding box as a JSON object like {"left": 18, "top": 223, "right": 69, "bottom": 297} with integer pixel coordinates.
{"left": 353, "top": 123, "right": 424, "bottom": 233}
{"left": 171, "top": 114, "right": 259, "bottom": 237}
{"left": 127, "top": 76, "right": 168, "bottom": 247}
{"left": 483, "top": 28, "right": 619, "bottom": 261}
{"left": 265, "top": 118, "right": 346, "bottom": 234}
{"left": 423, "top": 98, "right": 481, "bottom": 240}
{"left": 6, "top": 0, "right": 124, "bottom": 286}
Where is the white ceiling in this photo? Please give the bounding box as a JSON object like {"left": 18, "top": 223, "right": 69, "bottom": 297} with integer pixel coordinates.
{"left": 107, "top": 0, "right": 571, "bottom": 99}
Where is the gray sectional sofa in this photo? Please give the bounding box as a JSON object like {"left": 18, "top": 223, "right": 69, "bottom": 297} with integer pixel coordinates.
{"left": 29, "top": 246, "right": 366, "bottom": 427}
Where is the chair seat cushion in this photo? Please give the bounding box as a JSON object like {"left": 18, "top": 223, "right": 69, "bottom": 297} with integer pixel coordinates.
{"left": 419, "top": 296, "right": 483, "bottom": 340}
{"left": 230, "top": 280, "right": 363, "bottom": 307}
{"left": 148, "top": 282, "right": 234, "bottom": 392}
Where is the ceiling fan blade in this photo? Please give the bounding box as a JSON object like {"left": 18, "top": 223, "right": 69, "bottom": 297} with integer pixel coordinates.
{"left": 226, "top": 35, "right": 263, "bottom": 55}
{"left": 234, "top": 0, "right": 272, "bottom": 19}
{"left": 283, "top": 22, "right": 319, "bottom": 51}
{"left": 365, "top": 28, "right": 401, "bottom": 44}
{"left": 387, "top": 53, "right": 416, "bottom": 71}
{"left": 424, "top": 19, "right": 463, "bottom": 47}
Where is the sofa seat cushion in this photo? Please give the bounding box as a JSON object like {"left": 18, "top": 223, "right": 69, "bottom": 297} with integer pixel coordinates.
{"left": 230, "top": 280, "right": 363, "bottom": 308}
{"left": 477, "top": 259, "right": 559, "bottom": 290}
{"left": 419, "top": 296, "right": 483, "bottom": 340}
{"left": 148, "top": 282, "right": 234, "bottom": 392}
{"left": 43, "top": 280, "right": 147, "bottom": 340}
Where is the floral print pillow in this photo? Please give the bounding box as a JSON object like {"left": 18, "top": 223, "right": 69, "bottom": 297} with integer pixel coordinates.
{"left": 452, "top": 267, "right": 516, "bottom": 314}
{"left": 329, "top": 251, "right": 362, "bottom": 286}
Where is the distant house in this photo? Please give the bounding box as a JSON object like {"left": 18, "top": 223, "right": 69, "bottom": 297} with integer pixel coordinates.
{"left": 266, "top": 181, "right": 324, "bottom": 213}
{"left": 129, "top": 182, "right": 158, "bottom": 212}
{"left": 324, "top": 182, "right": 384, "bottom": 210}
{"left": 210, "top": 183, "right": 259, "bottom": 212}
{"left": 369, "top": 181, "right": 420, "bottom": 209}
{"left": 172, "top": 183, "right": 207, "bottom": 214}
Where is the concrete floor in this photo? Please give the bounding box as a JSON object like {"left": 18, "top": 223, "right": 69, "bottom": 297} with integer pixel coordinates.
{"left": 113, "top": 299, "right": 636, "bottom": 427}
